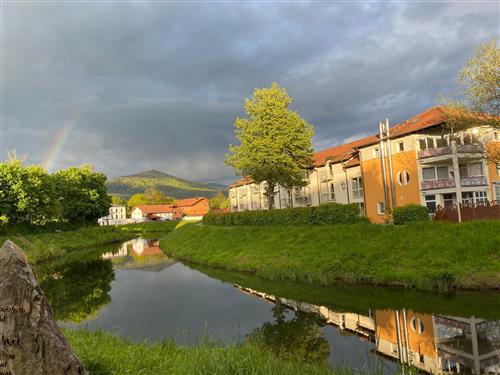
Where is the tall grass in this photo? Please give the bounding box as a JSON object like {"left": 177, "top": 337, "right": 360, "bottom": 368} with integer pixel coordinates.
{"left": 161, "top": 220, "right": 500, "bottom": 291}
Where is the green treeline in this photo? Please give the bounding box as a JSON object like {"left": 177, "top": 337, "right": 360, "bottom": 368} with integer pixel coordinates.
{"left": 0, "top": 159, "right": 110, "bottom": 227}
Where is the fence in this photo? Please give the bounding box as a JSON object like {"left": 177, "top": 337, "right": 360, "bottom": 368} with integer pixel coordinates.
{"left": 434, "top": 200, "right": 500, "bottom": 222}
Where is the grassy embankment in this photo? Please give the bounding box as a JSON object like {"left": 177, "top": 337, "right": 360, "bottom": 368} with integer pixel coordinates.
{"left": 0, "top": 221, "right": 178, "bottom": 263}
{"left": 161, "top": 220, "right": 500, "bottom": 291}
{"left": 65, "top": 329, "right": 387, "bottom": 375}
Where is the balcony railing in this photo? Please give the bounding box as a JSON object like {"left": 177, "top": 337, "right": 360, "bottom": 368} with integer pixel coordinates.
{"left": 321, "top": 193, "right": 335, "bottom": 202}
{"left": 295, "top": 195, "right": 312, "bottom": 205}
{"left": 457, "top": 144, "right": 483, "bottom": 154}
{"left": 418, "top": 146, "right": 451, "bottom": 159}
{"left": 418, "top": 144, "right": 484, "bottom": 159}
{"left": 461, "top": 176, "right": 487, "bottom": 187}
{"left": 421, "top": 176, "right": 488, "bottom": 190}
{"left": 421, "top": 178, "right": 455, "bottom": 190}
{"left": 351, "top": 189, "right": 363, "bottom": 199}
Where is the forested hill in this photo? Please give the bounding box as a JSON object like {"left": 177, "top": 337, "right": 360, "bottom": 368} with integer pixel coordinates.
{"left": 106, "top": 170, "right": 224, "bottom": 199}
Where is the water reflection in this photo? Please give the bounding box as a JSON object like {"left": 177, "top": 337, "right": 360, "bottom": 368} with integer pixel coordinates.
{"left": 102, "top": 238, "right": 176, "bottom": 271}
{"left": 246, "top": 300, "right": 330, "bottom": 364}
{"left": 235, "top": 285, "right": 500, "bottom": 374}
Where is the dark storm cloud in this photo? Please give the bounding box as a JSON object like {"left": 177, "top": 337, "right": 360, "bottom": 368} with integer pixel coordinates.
{"left": 3, "top": 2, "right": 498, "bottom": 183}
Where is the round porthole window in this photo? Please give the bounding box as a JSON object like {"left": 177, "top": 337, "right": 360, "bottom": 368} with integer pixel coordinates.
{"left": 340, "top": 182, "right": 346, "bottom": 191}
{"left": 410, "top": 317, "right": 425, "bottom": 334}
{"left": 397, "top": 170, "right": 410, "bottom": 186}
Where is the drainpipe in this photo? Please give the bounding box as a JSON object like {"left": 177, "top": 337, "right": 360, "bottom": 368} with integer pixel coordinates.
{"left": 402, "top": 309, "right": 410, "bottom": 364}
{"left": 395, "top": 310, "right": 404, "bottom": 364}
{"left": 451, "top": 140, "right": 462, "bottom": 223}
{"left": 316, "top": 170, "right": 321, "bottom": 204}
{"left": 385, "top": 119, "right": 397, "bottom": 210}
{"left": 379, "top": 122, "right": 390, "bottom": 212}
{"left": 343, "top": 161, "right": 351, "bottom": 204}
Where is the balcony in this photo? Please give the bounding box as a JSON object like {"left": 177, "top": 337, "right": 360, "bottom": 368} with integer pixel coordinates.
{"left": 421, "top": 176, "right": 488, "bottom": 190}
{"left": 295, "top": 195, "right": 312, "bottom": 205}
{"left": 418, "top": 144, "right": 483, "bottom": 160}
{"left": 321, "top": 193, "right": 335, "bottom": 202}
{"left": 319, "top": 170, "right": 333, "bottom": 182}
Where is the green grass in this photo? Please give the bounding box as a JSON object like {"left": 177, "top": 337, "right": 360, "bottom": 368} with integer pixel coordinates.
{"left": 161, "top": 221, "right": 500, "bottom": 291}
{"left": 0, "top": 221, "right": 178, "bottom": 263}
{"left": 65, "top": 329, "right": 389, "bottom": 375}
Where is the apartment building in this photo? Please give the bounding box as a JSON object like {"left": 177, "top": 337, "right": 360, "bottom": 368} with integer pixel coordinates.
{"left": 228, "top": 107, "right": 500, "bottom": 223}
{"left": 98, "top": 205, "right": 127, "bottom": 225}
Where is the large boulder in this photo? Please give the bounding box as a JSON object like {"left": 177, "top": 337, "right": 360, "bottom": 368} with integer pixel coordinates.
{"left": 0, "top": 240, "right": 87, "bottom": 375}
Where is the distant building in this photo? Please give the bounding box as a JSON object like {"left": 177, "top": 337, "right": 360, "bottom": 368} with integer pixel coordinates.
{"left": 98, "top": 205, "right": 127, "bottom": 226}
{"left": 172, "top": 197, "right": 209, "bottom": 220}
{"left": 130, "top": 205, "right": 173, "bottom": 222}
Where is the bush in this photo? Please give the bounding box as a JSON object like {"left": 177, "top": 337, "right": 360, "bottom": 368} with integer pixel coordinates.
{"left": 393, "top": 204, "right": 429, "bottom": 225}
{"left": 203, "top": 203, "right": 365, "bottom": 226}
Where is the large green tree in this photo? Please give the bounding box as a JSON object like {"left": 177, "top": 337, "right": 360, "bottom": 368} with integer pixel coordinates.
{"left": 0, "top": 157, "right": 59, "bottom": 225}
{"left": 54, "top": 165, "right": 111, "bottom": 223}
{"left": 442, "top": 39, "right": 500, "bottom": 163}
{"left": 127, "top": 187, "right": 174, "bottom": 209}
{"left": 209, "top": 191, "right": 229, "bottom": 210}
{"left": 226, "top": 82, "right": 314, "bottom": 208}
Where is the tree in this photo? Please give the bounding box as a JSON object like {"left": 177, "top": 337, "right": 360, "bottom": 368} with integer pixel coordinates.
{"left": 0, "top": 156, "right": 59, "bottom": 225}
{"left": 54, "top": 165, "right": 111, "bottom": 223}
{"left": 441, "top": 39, "right": 500, "bottom": 163}
{"left": 209, "top": 191, "right": 229, "bottom": 210}
{"left": 111, "top": 196, "right": 127, "bottom": 206}
{"left": 127, "top": 188, "right": 174, "bottom": 209}
{"left": 226, "top": 82, "right": 314, "bottom": 208}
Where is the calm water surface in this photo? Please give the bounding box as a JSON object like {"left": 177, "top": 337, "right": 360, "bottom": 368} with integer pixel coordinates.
{"left": 35, "top": 238, "right": 500, "bottom": 374}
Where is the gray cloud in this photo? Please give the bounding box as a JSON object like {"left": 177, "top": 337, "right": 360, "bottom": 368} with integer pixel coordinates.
{"left": 3, "top": 2, "right": 498, "bottom": 184}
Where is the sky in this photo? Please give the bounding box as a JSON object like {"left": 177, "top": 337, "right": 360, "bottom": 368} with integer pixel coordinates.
{"left": 2, "top": 1, "right": 499, "bottom": 185}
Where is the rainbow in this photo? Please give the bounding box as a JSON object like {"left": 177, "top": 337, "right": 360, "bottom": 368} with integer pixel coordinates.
{"left": 43, "top": 111, "right": 78, "bottom": 172}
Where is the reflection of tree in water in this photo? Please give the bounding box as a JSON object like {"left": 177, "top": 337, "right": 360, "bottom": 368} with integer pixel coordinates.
{"left": 246, "top": 299, "right": 330, "bottom": 364}
{"left": 39, "top": 259, "right": 114, "bottom": 323}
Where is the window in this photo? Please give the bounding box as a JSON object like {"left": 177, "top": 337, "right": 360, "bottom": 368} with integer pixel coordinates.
{"left": 373, "top": 147, "right": 380, "bottom": 158}
{"left": 410, "top": 317, "right": 425, "bottom": 334}
{"left": 397, "top": 142, "right": 404, "bottom": 152}
{"left": 462, "top": 192, "right": 474, "bottom": 204}
{"left": 474, "top": 191, "right": 488, "bottom": 203}
{"left": 397, "top": 170, "right": 410, "bottom": 186}
{"left": 495, "top": 183, "right": 500, "bottom": 200}
{"left": 469, "top": 162, "right": 483, "bottom": 177}
{"left": 423, "top": 166, "right": 448, "bottom": 181}
{"left": 436, "top": 166, "right": 449, "bottom": 179}
{"left": 419, "top": 138, "right": 427, "bottom": 150}
{"left": 422, "top": 167, "right": 435, "bottom": 181}
{"left": 377, "top": 202, "right": 385, "bottom": 215}
{"left": 352, "top": 177, "right": 363, "bottom": 199}
{"left": 459, "top": 164, "right": 468, "bottom": 178}
{"left": 436, "top": 136, "right": 447, "bottom": 148}
{"left": 328, "top": 182, "right": 335, "bottom": 201}
{"left": 443, "top": 194, "right": 455, "bottom": 208}
{"left": 425, "top": 195, "right": 436, "bottom": 213}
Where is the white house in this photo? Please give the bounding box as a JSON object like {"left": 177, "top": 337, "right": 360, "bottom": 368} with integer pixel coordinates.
{"left": 130, "top": 205, "right": 174, "bottom": 222}
{"left": 98, "top": 205, "right": 128, "bottom": 226}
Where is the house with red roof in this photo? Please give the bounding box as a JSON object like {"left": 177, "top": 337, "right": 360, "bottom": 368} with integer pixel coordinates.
{"left": 228, "top": 107, "right": 500, "bottom": 223}
{"left": 130, "top": 204, "right": 174, "bottom": 222}
{"left": 172, "top": 197, "right": 209, "bottom": 220}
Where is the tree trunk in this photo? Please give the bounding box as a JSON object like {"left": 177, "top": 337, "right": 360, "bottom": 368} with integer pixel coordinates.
{"left": 266, "top": 183, "right": 275, "bottom": 210}
{"left": 0, "top": 240, "right": 87, "bottom": 375}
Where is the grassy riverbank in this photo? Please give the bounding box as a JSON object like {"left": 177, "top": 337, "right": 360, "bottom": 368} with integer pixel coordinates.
{"left": 161, "top": 221, "right": 500, "bottom": 291}
{"left": 0, "top": 221, "right": 177, "bottom": 263}
{"left": 65, "top": 329, "right": 375, "bottom": 375}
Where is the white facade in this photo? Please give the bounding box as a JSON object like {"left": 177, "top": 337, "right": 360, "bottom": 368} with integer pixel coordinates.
{"left": 130, "top": 207, "right": 173, "bottom": 221}
{"left": 98, "top": 205, "right": 128, "bottom": 225}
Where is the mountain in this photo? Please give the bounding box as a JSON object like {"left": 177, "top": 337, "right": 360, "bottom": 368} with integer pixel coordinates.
{"left": 202, "top": 182, "right": 228, "bottom": 190}
{"left": 106, "top": 170, "right": 223, "bottom": 199}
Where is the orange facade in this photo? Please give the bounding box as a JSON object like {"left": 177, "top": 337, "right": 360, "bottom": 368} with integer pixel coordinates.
{"left": 362, "top": 150, "right": 421, "bottom": 223}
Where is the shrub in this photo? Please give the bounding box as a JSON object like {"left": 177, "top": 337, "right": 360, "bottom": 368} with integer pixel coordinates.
{"left": 203, "top": 203, "right": 365, "bottom": 226}
{"left": 392, "top": 204, "right": 429, "bottom": 225}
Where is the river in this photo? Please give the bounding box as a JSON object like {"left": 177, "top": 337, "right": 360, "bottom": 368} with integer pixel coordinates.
{"left": 34, "top": 238, "right": 500, "bottom": 374}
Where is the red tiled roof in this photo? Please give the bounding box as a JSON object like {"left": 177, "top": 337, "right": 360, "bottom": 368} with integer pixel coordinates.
{"left": 173, "top": 197, "right": 208, "bottom": 207}
{"left": 133, "top": 205, "right": 173, "bottom": 214}
{"left": 228, "top": 107, "right": 448, "bottom": 187}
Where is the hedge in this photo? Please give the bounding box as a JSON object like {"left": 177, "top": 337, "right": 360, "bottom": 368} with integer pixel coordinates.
{"left": 203, "top": 203, "right": 368, "bottom": 226}
{"left": 393, "top": 204, "right": 429, "bottom": 225}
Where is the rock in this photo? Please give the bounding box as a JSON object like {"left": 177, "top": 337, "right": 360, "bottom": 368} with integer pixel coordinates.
{"left": 0, "top": 240, "right": 87, "bottom": 375}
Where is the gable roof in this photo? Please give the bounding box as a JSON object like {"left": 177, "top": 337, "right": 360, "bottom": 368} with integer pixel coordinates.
{"left": 133, "top": 205, "right": 173, "bottom": 214}
{"left": 228, "top": 107, "right": 448, "bottom": 187}
{"left": 173, "top": 197, "right": 208, "bottom": 208}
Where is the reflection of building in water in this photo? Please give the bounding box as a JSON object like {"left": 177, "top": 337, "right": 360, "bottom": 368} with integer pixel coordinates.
{"left": 235, "top": 285, "right": 500, "bottom": 374}
{"left": 102, "top": 242, "right": 128, "bottom": 259}
{"left": 129, "top": 238, "right": 161, "bottom": 256}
